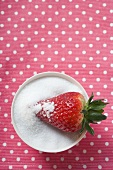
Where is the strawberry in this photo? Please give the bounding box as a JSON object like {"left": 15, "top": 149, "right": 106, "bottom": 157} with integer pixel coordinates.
{"left": 35, "top": 92, "right": 108, "bottom": 135}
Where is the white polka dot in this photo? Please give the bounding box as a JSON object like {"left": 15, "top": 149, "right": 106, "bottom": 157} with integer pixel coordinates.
{"left": 82, "top": 24, "right": 86, "bottom": 28}
{"left": 75, "top": 4, "right": 79, "bottom": 8}
{"left": 34, "top": 58, "right": 38, "bottom": 61}
{"left": 96, "top": 37, "right": 100, "bottom": 41}
{"left": 103, "top": 16, "right": 107, "bottom": 20}
{"left": 75, "top": 44, "right": 79, "bottom": 48}
{"left": 90, "top": 142, "right": 94, "bottom": 146}
{"left": 89, "top": 4, "right": 93, "bottom": 8}
{"left": 98, "top": 150, "right": 102, "bottom": 154}
{"left": 61, "top": 31, "right": 66, "bottom": 35}
{"left": 55, "top": 24, "right": 59, "bottom": 28}
{"left": 31, "top": 157, "right": 35, "bottom": 161}
{"left": 55, "top": 37, "right": 59, "bottom": 41}
{"left": 40, "top": 64, "right": 44, "bottom": 68}
{"left": 38, "top": 165, "right": 42, "bottom": 169}
{"left": 26, "top": 65, "right": 30, "bottom": 69}
{"left": 103, "top": 84, "right": 107, "bottom": 88}
{"left": 110, "top": 9, "right": 113, "bottom": 13}
{"left": 89, "top": 30, "right": 93, "bottom": 34}
{"left": 41, "top": 38, "right": 45, "bottom": 42}
{"left": 1, "top": 11, "right": 5, "bottom": 15}
{"left": 103, "top": 30, "right": 107, "bottom": 34}
{"left": 20, "top": 57, "right": 24, "bottom": 61}
{"left": 62, "top": 17, "right": 66, "bottom": 21}
{"left": 68, "top": 51, "right": 72, "bottom": 55}
{"left": 34, "top": 18, "right": 38, "bottom": 21}
{"left": 48, "top": 18, "right": 52, "bottom": 22}
{"left": 104, "top": 126, "right": 109, "bottom": 131}
{"left": 13, "top": 50, "right": 17, "bottom": 54}
{"left": 27, "top": 51, "right": 31, "bottom": 55}
{"left": 0, "top": 37, "right": 4, "bottom": 41}
{"left": 83, "top": 149, "right": 87, "bottom": 153}
{"left": 103, "top": 43, "right": 107, "bottom": 47}
{"left": 48, "top": 31, "right": 52, "bottom": 35}
{"left": 68, "top": 37, "right": 72, "bottom": 41}
{"left": 20, "top": 44, "right": 24, "bottom": 48}
{"left": 68, "top": 24, "right": 72, "bottom": 28}
{"left": 68, "top": 165, "right": 72, "bottom": 169}
{"left": 110, "top": 50, "right": 113, "bottom": 54}
{"left": 47, "top": 57, "right": 51, "bottom": 61}
{"left": 24, "top": 149, "right": 28, "bottom": 153}
{"left": 23, "top": 165, "right": 27, "bottom": 169}
{"left": 103, "top": 3, "right": 107, "bottom": 7}
{"left": 68, "top": 149, "right": 72, "bottom": 153}
{"left": 82, "top": 37, "right": 86, "bottom": 41}
{"left": 34, "top": 44, "right": 38, "bottom": 48}
{"left": 48, "top": 5, "right": 52, "bottom": 9}
{"left": 3, "top": 142, "right": 7, "bottom": 146}
{"left": 46, "top": 157, "right": 50, "bottom": 161}
{"left": 14, "top": 24, "right": 18, "bottom": 28}
{"left": 4, "top": 99, "right": 8, "bottom": 103}
{"left": 54, "top": 51, "right": 58, "bottom": 55}
{"left": 60, "top": 157, "right": 64, "bottom": 161}
{"left": 13, "top": 37, "right": 18, "bottom": 41}
{"left": 105, "top": 142, "right": 109, "bottom": 146}
{"left": 14, "top": 11, "right": 18, "bottom": 15}
{"left": 75, "top": 57, "right": 79, "bottom": 61}
{"left": 89, "top": 57, "right": 93, "bottom": 61}
{"left": 35, "top": 5, "right": 39, "bottom": 9}
{"left": 19, "top": 71, "right": 23, "bottom": 75}
{"left": 61, "top": 44, "right": 65, "bottom": 48}
{"left": 34, "top": 31, "right": 38, "bottom": 35}
{"left": 90, "top": 157, "right": 94, "bottom": 161}
{"left": 82, "top": 50, "right": 86, "bottom": 54}
{"left": 52, "top": 165, "right": 57, "bottom": 169}
{"left": 96, "top": 10, "right": 100, "bottom": 14}
{"left": 55, "top": 11, "right": 59, "bottom": 15}
{"left": 2, "top": 158, "right": 6, "bottom": 162}
{"left": 10, "top": 135, "right": 14, "bottom": 139}
{"left": 105, "top": 157, "right": 109, "bottom": 161}
{"left": 75, "top": 17, "right": 79, "bottom": 22}
{"left": 21, "top": 5, "right": 25, "bottom": 9}
{"left": 75, "top": 157, "right": 79, "bottom": 161}
{"left": 96, "top": 78, "right": 100, "bottom": 82}
{"left": 17, "top": 142, "right": 21, "bottom": 146}
{"left": 54, "top": 64, "right": 58, "bottom": 68}
{"left": 96, "top": 64, "right": 100, "bottom": 68}
{"left": 40, "top": 51, "right": 45, "bottom": 55}
{"left": 75, "top": 71, "right": 79, "bottom": 75}
{"left": 10, "top": 150, "right": 14, "bottom": 154}
{"left": 16, "top": 157, "right": 20, "bottom": 161}
{"left": 9, "top": 165, "right": 13, "bottom": 169}
{"left": 98, "top": 165, "right": 102, "bottom": 169}
{"left": 82, "top": 64, "right": 86, "bottom": 68}
{"left": 83, "top": 165, "right": 87, "bottom": 169}
{"left": 4, "top": 113, "right": 8, "bottom": 117}
{"left": 82, "top": 78, "right": 86, "bottom": 82}
{"left": 97, "top": 134, "right": 101, "bottom": 138}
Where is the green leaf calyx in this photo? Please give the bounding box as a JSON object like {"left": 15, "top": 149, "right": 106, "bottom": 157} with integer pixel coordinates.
{"left": 80, "top": 93, "right": 108, "bottom": 135}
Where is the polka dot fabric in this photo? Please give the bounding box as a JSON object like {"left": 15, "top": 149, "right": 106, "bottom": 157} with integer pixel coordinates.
{"left": 0, "top": 0, "right": 113, "bottom": 169}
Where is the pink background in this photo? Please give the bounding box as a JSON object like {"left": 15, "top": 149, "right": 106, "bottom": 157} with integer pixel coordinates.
{"left": 0, "top": 0, "right": 113, "bottom": 169}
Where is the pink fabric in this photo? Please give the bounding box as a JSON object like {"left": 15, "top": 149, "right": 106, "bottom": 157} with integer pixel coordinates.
{"left": 0, "top": 0, "right": 113, "bottom": 169}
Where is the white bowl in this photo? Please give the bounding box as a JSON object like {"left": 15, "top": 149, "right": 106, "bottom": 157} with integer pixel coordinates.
{"left": 11, "top": 72, "right": 88, "bottom": 153}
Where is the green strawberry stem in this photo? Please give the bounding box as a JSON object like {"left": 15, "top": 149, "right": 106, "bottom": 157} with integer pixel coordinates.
{"left": 80, "top": 93, "right": 109, "bottom": 135}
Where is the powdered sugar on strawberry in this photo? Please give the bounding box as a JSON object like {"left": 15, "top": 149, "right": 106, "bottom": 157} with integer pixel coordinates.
{"left": 34, "top": 101, "right": 55, "bottom": 119}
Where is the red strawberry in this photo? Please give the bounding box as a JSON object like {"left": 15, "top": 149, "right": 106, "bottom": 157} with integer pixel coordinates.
{"left": 35, "top": 92, "right": 108, "bottom": 135}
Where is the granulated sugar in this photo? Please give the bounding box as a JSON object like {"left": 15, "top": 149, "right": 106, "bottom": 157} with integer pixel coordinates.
{"left": 13, "top": 75, "right": 85, "bottom": 152}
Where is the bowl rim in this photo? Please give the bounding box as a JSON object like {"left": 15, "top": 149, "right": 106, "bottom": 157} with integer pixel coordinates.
{"left": 11, "top": 71, "right": 88, "bottom": 153}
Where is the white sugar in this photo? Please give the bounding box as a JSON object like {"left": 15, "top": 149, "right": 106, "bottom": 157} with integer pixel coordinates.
{"left": 13, "top": 75, "right": 84, "bottom": 152}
